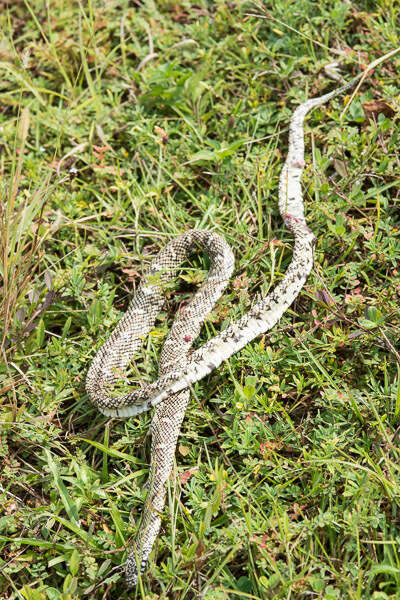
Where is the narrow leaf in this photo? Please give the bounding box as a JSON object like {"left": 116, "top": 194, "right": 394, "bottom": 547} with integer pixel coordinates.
{"left": 44, "top": 449, "right": 80, "bottom": 526}
{"left": 79, "top": 438, "right": 141, "bottom": 464}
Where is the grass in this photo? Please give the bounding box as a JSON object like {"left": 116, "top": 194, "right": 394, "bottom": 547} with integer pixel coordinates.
{"left": 0, "top": 0, "right": 400, "bottom": 598}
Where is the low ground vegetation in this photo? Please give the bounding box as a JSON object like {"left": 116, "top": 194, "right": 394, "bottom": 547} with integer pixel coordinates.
{"left": 1, "top": 1, "right": 400, "bottom": 598}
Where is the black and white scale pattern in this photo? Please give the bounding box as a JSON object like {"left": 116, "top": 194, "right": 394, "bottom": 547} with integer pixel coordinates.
{"left": 86, "top": 73, "right": 364, "bottom": 587}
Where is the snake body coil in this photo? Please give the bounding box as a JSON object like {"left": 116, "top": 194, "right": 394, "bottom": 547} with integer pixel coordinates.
{"left": 86, "top": 74, "right": 364, "bottom": 586}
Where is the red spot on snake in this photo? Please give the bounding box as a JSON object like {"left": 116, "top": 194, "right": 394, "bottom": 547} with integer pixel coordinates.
{"left": 284, "top": 213, "right": 300, "bottom": 224}
{"left": 291, "top": 159, "right": 305, "bottom": 168}
{"left": 184, "top": 335, "right": 192, "bottom": 342}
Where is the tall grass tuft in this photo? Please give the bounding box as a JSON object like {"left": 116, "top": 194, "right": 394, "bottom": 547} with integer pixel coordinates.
{"left": 0, "top": 107, "right": 56, "bottom": 355}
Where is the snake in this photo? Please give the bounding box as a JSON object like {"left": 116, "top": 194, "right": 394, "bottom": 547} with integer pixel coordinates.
{"left": 85, "top": 67, "right": 377, "bottom": 586}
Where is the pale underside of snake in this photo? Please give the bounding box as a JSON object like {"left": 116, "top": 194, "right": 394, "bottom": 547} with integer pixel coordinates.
{"left": 85, "top": 63, "right": 384, "bottom": 586}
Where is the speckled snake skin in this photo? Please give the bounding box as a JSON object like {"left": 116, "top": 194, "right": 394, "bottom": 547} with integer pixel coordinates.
{"left": 86, "top": 73, "right": 367, "bottom": 586}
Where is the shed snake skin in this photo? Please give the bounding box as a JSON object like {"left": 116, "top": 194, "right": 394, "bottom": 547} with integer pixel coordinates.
{"left": 85, "top": 62, "right": 387, "bottom": 586}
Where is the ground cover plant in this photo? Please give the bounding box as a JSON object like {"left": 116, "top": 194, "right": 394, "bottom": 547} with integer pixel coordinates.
{"left": 1, "top": 0, "right": 400, "bottom": 598}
